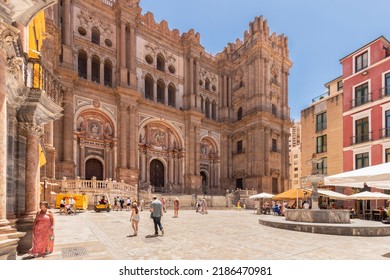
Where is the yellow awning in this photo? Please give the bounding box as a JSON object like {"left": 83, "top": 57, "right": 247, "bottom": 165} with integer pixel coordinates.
{"left": 272, "top": 188, "right": 311, "bottom": 200}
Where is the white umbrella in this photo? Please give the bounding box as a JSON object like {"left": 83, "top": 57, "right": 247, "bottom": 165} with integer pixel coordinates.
{"left": 317, "top": 189, "right": 348, "bottom": 200}
{"left": 347, "top": 191, "right": 381, "bottom": 200}
{"left": 249, "top": 192, "right": 275, "bottom": 199}
{"left": 324, "top": 162, "right": 390, "bottom": 189}
{"left": 347, "top": 191, "right": 389, "bottom": 214}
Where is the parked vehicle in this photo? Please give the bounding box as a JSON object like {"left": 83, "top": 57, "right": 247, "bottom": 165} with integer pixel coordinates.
{"left": 94, "top": 194, "right": 111, "bottom": 212}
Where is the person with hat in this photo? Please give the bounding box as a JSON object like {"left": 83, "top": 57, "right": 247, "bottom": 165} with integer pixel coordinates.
{"left": 150, "top": 195, "right": 164, "bottom": 236}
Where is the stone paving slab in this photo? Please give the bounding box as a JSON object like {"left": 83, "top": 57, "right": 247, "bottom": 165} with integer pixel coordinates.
{"left": 17, "top": 209, "right": 390, "bottom": 260}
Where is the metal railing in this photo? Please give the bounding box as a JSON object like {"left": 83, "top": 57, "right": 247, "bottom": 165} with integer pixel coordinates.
{"left": 381, "top": 86, "right": 390, "bottom": 98}
{"left": 312, "top": 92, "right": 330, "bottom": 103}
{"left": 350, "top": 92, "right": 372, "bottom": 109}
{"left": 24, "top": 57, "right": 63, "bottom": 106}
{"left": 379, "top": 128, "right": 390, "bottom": 139}
{"left": 351, "top": 132, "right": 372, "bottom": 145}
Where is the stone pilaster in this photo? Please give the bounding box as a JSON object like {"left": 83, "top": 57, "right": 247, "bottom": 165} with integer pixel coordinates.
{"left": 0, "top": 20, "right": 26, "bottom": 260}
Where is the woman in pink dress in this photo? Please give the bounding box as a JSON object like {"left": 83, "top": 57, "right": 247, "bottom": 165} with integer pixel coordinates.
{"left": 29, "top": 201, "right": 55, "bottom": 257}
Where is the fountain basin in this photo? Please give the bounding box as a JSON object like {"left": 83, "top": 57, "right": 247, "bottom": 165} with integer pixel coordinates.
{"left": 285, "top": 209, "right": 350, "bottom": 224}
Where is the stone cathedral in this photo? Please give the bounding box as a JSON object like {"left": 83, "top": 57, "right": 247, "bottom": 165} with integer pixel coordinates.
{"left": 55, "top": 0, "right": 292, "bottom": 194}
{"left": 0, "top": 0, "right": 291, "bottom": 258}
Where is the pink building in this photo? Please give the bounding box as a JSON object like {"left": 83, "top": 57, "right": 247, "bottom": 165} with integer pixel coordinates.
{"left": 341, "top": 36, "right": 390, "bottom": 172}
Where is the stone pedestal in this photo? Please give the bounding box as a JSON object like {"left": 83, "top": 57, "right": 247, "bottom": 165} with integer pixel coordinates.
{"left": 15, "top": 217, "right": 34, "bottom": 255}
{"left": 285, "top": 209, "right": 350, "bottom": 224}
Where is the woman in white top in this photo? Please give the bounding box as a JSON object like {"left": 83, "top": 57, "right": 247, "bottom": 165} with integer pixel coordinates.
{"left": 130, "top": 202, "right": 140, "bottom": 236}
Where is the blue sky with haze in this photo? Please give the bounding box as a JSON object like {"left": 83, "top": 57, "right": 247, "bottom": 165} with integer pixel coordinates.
{"left": 139, "top": 0, "right": 390, "bottom": 120}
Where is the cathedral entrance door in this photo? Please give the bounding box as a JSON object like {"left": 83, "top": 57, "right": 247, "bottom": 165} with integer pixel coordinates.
{"left": 150, "top": 159, "right": 164, "bottom": 192}
{"left": 85, "top": 158, "right": 103, "bottom": 180}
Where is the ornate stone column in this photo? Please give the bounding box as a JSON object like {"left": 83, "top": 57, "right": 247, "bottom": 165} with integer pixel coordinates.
{"left": 79, "top": 139, "right": 85, "bottom": 178}
{"left": 129, "top": 25, "right": 137, "bottom": 88}
{"left": 100, "top": 61, "right": 104, "bottom": 85}
{"left": 120, "top": 104, "right": 128, "bottom": 168}
{"left": 129, "top": 106, "right": 137, "bottom": 170}
{"left": 0, "top": 22, "right": 26, "bottom": 259}
{"left": 87, "top": 56, "right": 92, "bottom": 81}
{"left": 189, "top": 58, "right": 194, "bottom": 94}
{"left": 16, "top": 123, "right": 43, "bottom": 255}
{"left": 153, "top": 80, "right": 157, "bottom": 102}
{"left": 264, "top": 126, "right": 270, "bottom": 176}
{"left": 23, "top": 124, "right": 43, "bottom": 216}
{"left": 62, "top": 88, "right": 75, "bottom": 177}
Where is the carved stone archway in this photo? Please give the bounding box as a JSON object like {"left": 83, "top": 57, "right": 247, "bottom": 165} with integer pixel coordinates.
{"left": 75, "top": 109, "right": 116, "bottom": 180}
{"left": 138, "top": 120, "right": 184, "bottom": 193}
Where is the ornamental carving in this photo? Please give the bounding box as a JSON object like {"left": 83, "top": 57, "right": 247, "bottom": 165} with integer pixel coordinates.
{"left": 151, "top": 128, "right": 166, "bottom": 147}
{"left": 144, "top": 43, "right": 176, "bottom": 64}
{"left": 77, "top": 9, "right": 113, "bottom": 38}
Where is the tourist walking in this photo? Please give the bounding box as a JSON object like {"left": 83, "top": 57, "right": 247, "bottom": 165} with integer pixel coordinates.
{"left": 59, "top": 197, "right": 66, "bottom": 215}
{"left": 161, "top": 197, "right": 167, "bottom": 213}
{"left": 129, "top": 202, "right": 140, "bottom": 236}
{"left": 126, "top": 197, "right": 132, "bottom": 211}
{"left": 173, "top": 197, "right": 180, "bottom": 218}
{"left": 114, "top": 196, "right": 119, "bottom": 211}
{"left": 201, "top": 198, "right": 208, "bottom": 214}
{"left": 119, "top": 197, "right": 125, "bottom": 211}
{"left": 150, "top": 195, "right": 164, "bottom": 236}
{"left": 29, "top": 201, "right": 54, "bottom": 258}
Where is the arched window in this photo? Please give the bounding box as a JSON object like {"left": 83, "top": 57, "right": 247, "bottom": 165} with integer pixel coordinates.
{"left": 104, "top": 60, "right": 112, "bottom": 87}
{"left": 205, "top": 98, "right": 211, "bottom": 118}
{"left": 78, "top": 50, "right": 87, "bottom": 79}
{"left": 212, "top": 101, "right": 217, "bottom": 120}
{"left": 145, "top": 75, "right": 154, "bottom": 100}
{"left": 168, "top": 83, "right": 176, "bottom": 107}
{"left": 205, "top": 78, "right": 210, "bottom": 91}
{"left": 272, "top": 104, "right": 277, "bottom": 116}
{"left": 237, "top": 107, "right": 243, "bottom": 121}
{"left": 91, "top": 27, "right": 100, "bottom": 44}
{"left": 157, "top": 79, "right": 165, "bottom": 104}
{"left": 91, "top": 55, "right": 100, "bottom": 83}
{"left": 201, "top": 96, "right": 205, "bottom": 113}
{"left": 157, "top": 54, "right": 165, "bottom": 72}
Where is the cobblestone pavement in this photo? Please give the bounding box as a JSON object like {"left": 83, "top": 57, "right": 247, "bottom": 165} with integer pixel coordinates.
{"left": 18, "top": 208, "right": 390, "bottom": 260}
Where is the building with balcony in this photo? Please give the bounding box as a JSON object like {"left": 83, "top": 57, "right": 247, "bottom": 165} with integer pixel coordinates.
{"left": 301, "top": 76, "right": 344, "bottom": 184}
{"left": 341, "top": 36, "right": 390, "bottom": 171}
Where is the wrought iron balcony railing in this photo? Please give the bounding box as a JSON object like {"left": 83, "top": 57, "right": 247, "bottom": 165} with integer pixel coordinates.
{"left": 350, "top": 132, "right": 372, "bottom": 145}
{"left": 379, "top": 128, "right": 390, "bottom": 139}
{"left": 24, "top": 57, "right": 63, "bottom": 106}
{"left": 350, "top": 92, "right": 372, "bottom": 109}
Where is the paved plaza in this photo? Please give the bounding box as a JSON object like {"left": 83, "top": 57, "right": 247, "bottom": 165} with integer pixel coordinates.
{"left": 18, "top": 208, "right": 390, "bottom": 260}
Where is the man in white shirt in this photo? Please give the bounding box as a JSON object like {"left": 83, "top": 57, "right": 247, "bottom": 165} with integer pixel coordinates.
{"left": 69, "top": 196, "right": 76, "bottom": 214}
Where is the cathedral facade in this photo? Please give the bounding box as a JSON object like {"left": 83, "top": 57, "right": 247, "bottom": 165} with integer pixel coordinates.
{"left": 53, "top": 0, "right": 292, "bottom": 195}
{"left": 0, "top": 0, "right": 291, "bottom": 258}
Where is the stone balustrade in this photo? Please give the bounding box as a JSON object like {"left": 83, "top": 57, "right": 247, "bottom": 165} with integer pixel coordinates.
{"left": 60, "top": 177, "right": 137, "bottom": 195}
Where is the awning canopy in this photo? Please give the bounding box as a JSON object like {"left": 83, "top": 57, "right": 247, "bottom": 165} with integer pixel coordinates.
{"left": 324, "top": 163, "right": 390, "bottom": 189}
{"left": 317, "top": 189, "right": 348, "bottom": 200}
{"left": 347, "top": 191, "right": 390, "bottom": 200}
{"left": 249, "top": 192, "right": 275, "bottom": 199}
{"left": 272, "top": 188, "right": 311, "bottom": 200}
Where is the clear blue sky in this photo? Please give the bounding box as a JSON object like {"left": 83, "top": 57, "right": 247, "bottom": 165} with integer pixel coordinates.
{"left": 139, "top": 0, "right": 390, "bottom": 120}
